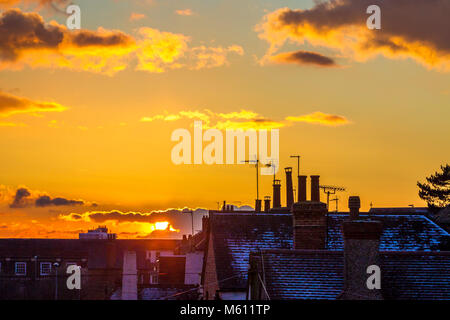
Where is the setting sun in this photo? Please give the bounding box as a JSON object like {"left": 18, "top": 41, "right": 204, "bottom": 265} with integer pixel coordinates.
{"left": 149, "top": 221, "right": 180, "bottom": 233}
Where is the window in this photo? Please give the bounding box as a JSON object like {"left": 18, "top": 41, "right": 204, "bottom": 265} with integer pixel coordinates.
{"left": 15, "top": 262, "right": 26, "bottom": 275}
{"left": 151, "top": 275, "right": 158, "bottom": 284}
{"left": 40, "top": 262, "right": 52, "bottom": 275}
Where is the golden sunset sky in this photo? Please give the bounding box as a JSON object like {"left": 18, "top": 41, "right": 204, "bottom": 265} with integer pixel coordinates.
{"left": 0, "top": 0, "right": 449, "bottom": 238}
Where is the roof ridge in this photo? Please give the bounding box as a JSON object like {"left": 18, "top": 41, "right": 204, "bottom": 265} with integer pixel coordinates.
{"left": 252, "top": 249, "right": 343, "bottom": 255}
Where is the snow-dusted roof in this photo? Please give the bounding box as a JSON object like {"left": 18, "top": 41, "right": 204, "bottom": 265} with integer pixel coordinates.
{"left": 252, "top": 249, "right": 450, "bottom": 300}
{"left": 209, "top": 212, "right": 449, "bottom": 290}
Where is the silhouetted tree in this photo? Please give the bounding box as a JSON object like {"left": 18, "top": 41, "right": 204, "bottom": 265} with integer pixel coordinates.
{"left": 417, "top": 164, "right": 449, "bottom": 213}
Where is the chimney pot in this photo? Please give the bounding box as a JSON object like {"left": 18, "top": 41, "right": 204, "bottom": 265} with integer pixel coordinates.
{"left": 285, "top": 167, "right": 294, "bottom": 209}
{"left": 264, "top": 196, "right": 271, "bottom": 213}
{"left": 348, "top": 196, "right": 361, "bottom": 220}
{"left": 255, "top": 199, "right": 262, "bottom": 213}
{"left": 298, "top": 175, "right": 307, "bottom": 202}
{"left": 310, "top": 175, "right": 320, "bottom": 202}
{"left": 272, "top": 179, "right": 281, "bottom": 208}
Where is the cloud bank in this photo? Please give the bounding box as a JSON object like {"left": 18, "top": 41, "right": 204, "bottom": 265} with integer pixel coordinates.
{"left": 141, "top": 109, "right": 350, "bottom": 128}
{"left": 0, "top": 9, "right": 244, "bottom": 75}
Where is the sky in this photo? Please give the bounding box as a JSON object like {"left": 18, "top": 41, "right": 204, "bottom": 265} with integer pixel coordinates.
{"left": 0, "top": 0, "right": 449, "bottom": 238}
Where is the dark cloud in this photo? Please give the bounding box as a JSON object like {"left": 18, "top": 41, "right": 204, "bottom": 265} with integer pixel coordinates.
{"left": 271, "top": 50, "right": 336, "bottom": 67}
{"left": 0, "top": 9, "right": 134, "bottom": 73}
{"left": 276, "top": 0, "right": 450, "bottom": 51}
{"left": 0, "top": 90, "right": 67, "bottom": 117}
{"left": 259, "top": 0, "right": 450, "bottom": 71}
{"left": 9, "top": 186, "right": 87, "bottom": 208}
{"left": 84, "top": 208, "right": 207, "bottom": 225}
{"left": 70, "top": 31, "right": 133, "bottom": 47}
{"left": 35, "top": 195, "right": 84, "bottom": 207}
{"left": 9, "top": 187, "right": 31, "bottom": 208}
{"left": 60, "top": 208, "right": 209, "bottom": 235}
{"left": 0, "top": 9, "right": 64, "bottom": 61}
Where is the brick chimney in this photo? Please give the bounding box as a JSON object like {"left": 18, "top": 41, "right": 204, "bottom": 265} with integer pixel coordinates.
{"left": 339, "top": 198, "right": 383, "bottom": 300}
{"left": 272, "top": 179, "right": 281, "bottom": 208}
{"left": 298, "top": 175, "right": 307, "bottom": 202}
{"left": 255, "top": 199, "right": 262, "bottom": 212}
{"left": 292, "top": 201, "right": 327, "bottom": 249}
{"left": 310, "top": 175, "right": 320, "bottom": 202}
{"left": 264, "top": 196, "right": 271, "bottom": 213}
{"left": 285, "top": 167, "right": 294, "bottom": 209}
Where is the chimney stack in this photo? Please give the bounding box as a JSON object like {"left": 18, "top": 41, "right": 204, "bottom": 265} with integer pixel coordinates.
{"left": 285, "top": 167, "right": 294, "bottom": 209}
{"left": 202, "top": 216, "right": 209, "bottom": 232}
{"left": 264, "top": 196, "right": 271, "bottom": 213}
{"left": 348, "top": 196, "right": 360, "bottom": 220}
{"left": 311, "top": 175, "right": 320, "bottom": 202}
{"left": 255, "top": 199, "right": 262, "bottom": 213}
{"left": 292, "top": 201, "right": 327, "bottom": 249}
{"left": 298, "top": 175, "right": 307, "bottom": 202}
{"left": 272, "top": 180, "right": 281, "bottom": 208}
{"left": 339, "top": 218, "right": 383, "bottom": 300}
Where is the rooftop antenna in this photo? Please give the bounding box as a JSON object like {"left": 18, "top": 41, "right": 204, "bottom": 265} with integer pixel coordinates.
{"left": 319, "top": 185, "right": 346, "bottom": 210}
{"left": 242, "top": 157, "right": 260, "bottom": 200}
{"left": 242, "top": 157, "right": 272, "bottom": 200}
{"left": 330, "top": 197, "right": 339, "bottom": 213}
{"left": 265, "top": 158, "right": 277, "bottom": 183}
{"left": 290, "top": 155, "right": 301, "bottom": 202}
{"left": 290, "top": 155, "right": 300, "bottom": 177}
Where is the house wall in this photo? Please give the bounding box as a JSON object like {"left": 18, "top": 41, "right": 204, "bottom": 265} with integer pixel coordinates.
{"left": 0, "top": 258, "right": 89, "bottom": 300}
{"left": 185, "top": 252, "right": 203, "bottom": 285}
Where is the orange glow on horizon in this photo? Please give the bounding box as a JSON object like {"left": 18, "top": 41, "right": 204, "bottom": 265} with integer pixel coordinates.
{"left": 149, "top": 221, "right": 180, "bottom": 233}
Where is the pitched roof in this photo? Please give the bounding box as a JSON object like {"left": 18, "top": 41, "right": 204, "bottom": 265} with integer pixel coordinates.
{"left": 139, "top": 285, "right": 199, "bottom": 300}
{"left": 209, "top": 212, "right": 449, "bottom": 291}
{"left": 251, "top": 250, "right": 450, "bottom": 300}
{"left": 327, "top": 214, "right": 449, "bottom": 251}
{"left": 369, "top": 207, "right": 429, "bottom": 214}
{"left": 210, "top": 213, "right": 292, "bottom": 290}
